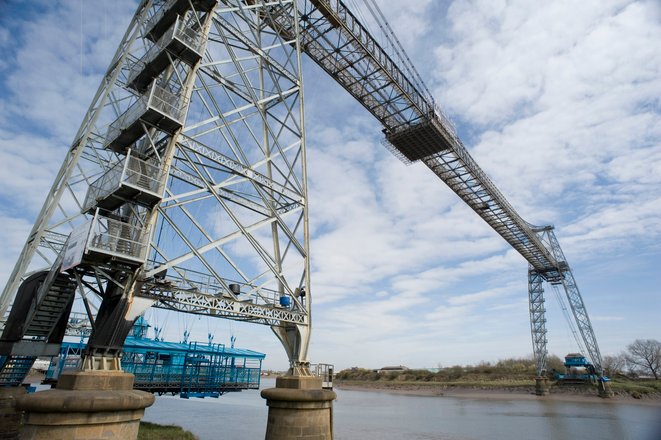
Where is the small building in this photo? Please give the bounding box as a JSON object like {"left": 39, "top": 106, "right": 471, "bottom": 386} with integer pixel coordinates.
{"left": 377, "top": 365, "right": 409, "bottom": 374}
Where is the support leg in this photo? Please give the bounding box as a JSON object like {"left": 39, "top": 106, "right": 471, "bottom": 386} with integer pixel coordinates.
{"left": 528, "top": 267, "right": 549, "bottom": 382}
{"left": 262, "top": 375, "right": 335, "bottom": 440}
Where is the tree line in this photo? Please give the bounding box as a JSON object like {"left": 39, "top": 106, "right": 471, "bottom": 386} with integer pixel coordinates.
{"left": 603, "top": 339, "right": 660, "bottom": 379}
{"left": 335, "top": 339, "right": 660, "bottom": 381}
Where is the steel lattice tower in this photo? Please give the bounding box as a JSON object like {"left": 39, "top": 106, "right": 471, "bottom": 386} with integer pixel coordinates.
{"left": 530, "top": 226, "right": 603, "bottom": 374}
{"left": 1, "top": 0, "right": 607, "bottom": 385}
{"left": 1, "top": 0, "right": 311, "bottom": 373}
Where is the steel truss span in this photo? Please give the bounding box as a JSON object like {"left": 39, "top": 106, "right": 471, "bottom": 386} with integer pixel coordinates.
{"left": 286, "top": 0, "right": 604, "bottom": 374}
{"left": 1, "top": 0, "right": 603, "bottom": 376}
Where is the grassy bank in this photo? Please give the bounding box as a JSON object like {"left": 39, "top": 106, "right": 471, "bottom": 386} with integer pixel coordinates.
{"left": 336, "top": 378, "right": 661, "bottom": 397}
{"left": 335, "top": 363, "right": 661, "bottom": 399}
{"left": 138, "top": 421, "right": 197, "bottom": 440}
{"left": 608, "top": 378, "right": 661, "bottom": 398}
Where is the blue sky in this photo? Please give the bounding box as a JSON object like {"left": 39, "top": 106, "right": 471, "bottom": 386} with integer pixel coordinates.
{"left": 0, "top": 0, "right": 659, "bottom": 371}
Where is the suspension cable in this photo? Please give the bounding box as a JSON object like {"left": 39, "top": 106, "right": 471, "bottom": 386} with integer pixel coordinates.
{"left": 363, "top": 0, "right": 435, "bottom": 106}
{"left": 551, "top": 283, "right": 586, "bottom": 355}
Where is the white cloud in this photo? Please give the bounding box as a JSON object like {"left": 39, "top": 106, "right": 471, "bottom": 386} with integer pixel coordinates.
{"left": 591, "top": 315, "right": 624, "bottom": 322}
{"left": 0, "top": 215, "right": 34, "bottom": 289}
{"left": 1, "top": 1, "right": 135, "bottom": 142}
{"left": 446, "top": 284, "right": 517, "bottom": 306}
{"left": 430, "top": 0, "right": 661, "bottom": 257}
{"left": 307, "top": 0, "right": 661, "bottom": 368}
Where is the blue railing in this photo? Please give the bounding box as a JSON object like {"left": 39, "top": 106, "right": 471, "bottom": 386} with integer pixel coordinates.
{"left": 46, "top": 338, "right": 264, "bottom": 398}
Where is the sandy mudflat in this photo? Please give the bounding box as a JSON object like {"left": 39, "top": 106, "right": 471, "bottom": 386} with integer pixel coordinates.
{"left": 335, "top": 382, "right": 661, "bottom": 406}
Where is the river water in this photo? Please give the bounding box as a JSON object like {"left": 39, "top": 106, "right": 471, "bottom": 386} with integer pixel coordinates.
{"left": 142, "top": 379, "right": 661, "bottom": 439}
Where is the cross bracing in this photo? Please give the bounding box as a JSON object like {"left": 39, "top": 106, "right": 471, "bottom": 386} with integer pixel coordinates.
{"left": 528, "top": 268, "right": 548, "bottom": 375}
{"left": 1, "top": 0, "right": 605, "bottom": 379}
{"left": 532, "top": 226, "right": 604, "bottom": 373}
{"left": 286, "top": 0, "right": 560, "bottom": 275}
{"left": 285, "top": 0, "right": 603, "bottom": 373}
{"left": 1, "top": 0, "right": 312, "bottom": 372}
{"left": 142, "top": 279, "right": 307, "bottom": 325}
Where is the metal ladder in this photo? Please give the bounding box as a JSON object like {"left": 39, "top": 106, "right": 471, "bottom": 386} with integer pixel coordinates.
{"left": 24, "top": 274, "right": 77, "bottom": 337}
{"left": 0, "top": 355, "right": 36, "bottom": 386}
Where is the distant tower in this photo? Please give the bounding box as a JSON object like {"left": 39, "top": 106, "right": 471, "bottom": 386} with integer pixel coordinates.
{"left": 529, "top": 226, "right": 603, "bottom": 375}
{"left": 0, "top": 0, "right": 310, "bottom": 379}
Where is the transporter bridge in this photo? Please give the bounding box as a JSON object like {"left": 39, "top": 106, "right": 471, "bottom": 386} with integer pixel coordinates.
{"left": 1, "top": 0, "right": 606, "bottom": 393}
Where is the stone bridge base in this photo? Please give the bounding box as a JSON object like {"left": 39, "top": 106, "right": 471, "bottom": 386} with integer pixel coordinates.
{"left": 262, "top": 375, "right": 336, "bottom": 440}
{"left": 535, "top": 376, "right": 550, "bottom": 396}
{"left": 598, "top": 379, "right": 614, "bottom": 398}
{"left": 0, "top": 386, "right": 26, "bottom": 439}
{"left": 16, "top": 370, "right": 154, "bottom": 440}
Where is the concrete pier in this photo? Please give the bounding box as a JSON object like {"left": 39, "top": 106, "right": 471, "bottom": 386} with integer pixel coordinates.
{"left": 534, "top": 376, "right": 550, "bottom": 396}
{"left": 261, "top": 375, "right": 336, "bottom": 440}
{"left": 16, "top": 370, "right": 154, "bottom": 440}
{"left": 597, "top": 379, "right": 614, "bottom": 398}
{"left": 0, "top": 386, "right": 26, "bottom": 439}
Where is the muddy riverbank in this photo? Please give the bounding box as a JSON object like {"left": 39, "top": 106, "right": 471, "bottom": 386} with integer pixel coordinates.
{"left": 335, "top": 380, "right": 661, "bottom": 405}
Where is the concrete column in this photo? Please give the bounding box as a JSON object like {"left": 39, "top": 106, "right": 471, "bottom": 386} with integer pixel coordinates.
{"left": 16, "top": 370, "right": 154, "bottom": 440}
{"left": 534, "top": 376, "right": 550, "bottom": 396}
{"left": 0, "top": 387, "right": 26, "bottom": 440}
{"left": 261, "top": 375, "right": 336, "bottom": 440}
{"left": 597, "top": 379, "right": 614, "bottom": 398}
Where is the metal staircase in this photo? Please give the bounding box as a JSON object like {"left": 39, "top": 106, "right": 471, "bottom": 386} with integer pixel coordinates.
{"left": 145, "top": 0, "right": 217, "bottom": 42}
{"left": 104, "top": 83, "right": 189, "bottom": 153}
{"left": 59, "top": 0, "right": 217, "bottom": 363}
{"left": 24, "top": 274, "right": 77, "bottom": 338}
{"left": 127, "top": 16, "right": 206, "bottom": 92}
{"left": 82, "top": 150, "right": 167, "bottom": 214}
{"left": 0, "top": 356, "right": 36, "bottom": 387}
{"left": 0, "top": 270, "right": 77, "bottom": 386}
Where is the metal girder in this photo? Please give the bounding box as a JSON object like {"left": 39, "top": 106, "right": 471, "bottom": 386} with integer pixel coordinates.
{"left": 144, "top": 287, "right": 307, "bottom": 325}
{"left": 253, "top": 0, "right": 433, "bottom": 130}
{"left": 0, "top": 340, "right": 62, "bottom": 357}
{"left": 180, "top": 135, "right": 303, "bottom": 204}
{"left": 528, "top": 267, "right": 548, "bottom": 375}
{"left": 300, "top": 0, "right": 432, "bottom": 129}
{"left": 1, "top": 0, "right": 312, "bottom": 368}
{"left": 290, "top": 0, "right": 605, "bottom": 374}
{"left": 281, "top": 0, "right": 561, "bottom": 274}
{"left": 535, "top": 226, "right": 603, "bottom": 373}
{"left": 422, "top": 148, "right": 558, "bottom": 273}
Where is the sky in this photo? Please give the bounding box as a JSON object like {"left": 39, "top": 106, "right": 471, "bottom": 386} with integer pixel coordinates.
{"left": 0, "top": 0, "right": 659, "bottom": 372}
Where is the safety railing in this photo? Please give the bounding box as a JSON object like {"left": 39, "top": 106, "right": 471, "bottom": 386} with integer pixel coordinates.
{"left": 105, "top": 82, "right": 188, "bottom": 148}
{"left": 145, "top": 0, "right": 179, "bottom": 37}
{"left": 152, "top": 266, "right": 284, "bottom": 306}
{"left": 312, "top": 363, "right": 334, "bottom": 389}
{"left": 86, "top": 211, "right": 150, "bottom": 264}
{"left": 83, "top": 150, "right": 167, "bottom": 212}
{"left": 127, "top": 15, "right": 205, "bottom": 86}
{"left": 144, "top": 0, "right": 217, "bottom": 41}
